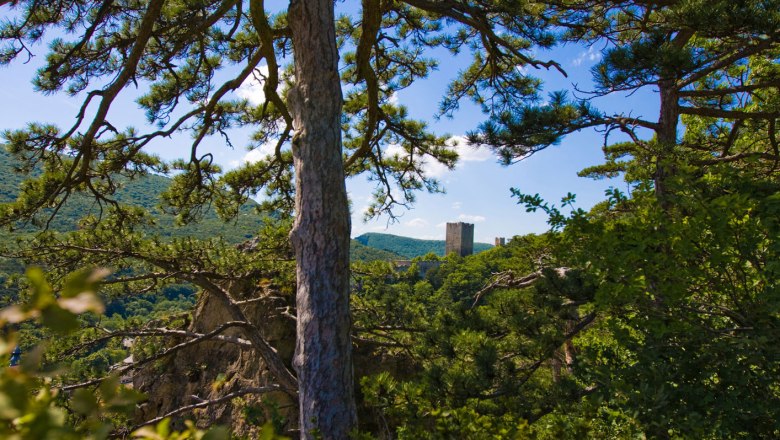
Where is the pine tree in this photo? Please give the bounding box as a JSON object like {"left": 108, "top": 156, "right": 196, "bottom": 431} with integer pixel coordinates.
{"left": 0, "top": 1, "right": 558, "bottom": 436}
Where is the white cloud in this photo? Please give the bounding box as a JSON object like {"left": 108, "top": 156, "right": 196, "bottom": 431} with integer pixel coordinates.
{"left": 572, "top": 46, "right": 602, "bottom": 67}
{"left": 243, "top": 148, "right": 269, "bottom": 164}
{"left": 435, "top": 222, "right": 447, "bottom": 229}
{"left": 240, "top": 139, "right": 278, "bottom": 165}
{"left": 236, "top": 65, "right": 270, "bottom": 105}
{"left": 388, "top": 91, "right": 399, "bottom": 105}
{"left": 446, "top": 135, "right": 492, "bottom": 162}
{"left": 381, "top": 136, "right": 491, "bottom": 179}
{"left": 405, "top": 217, "right": 428, "bottom": 228}
{"left": 384, "top": 143, "right": 405, "bottom": 158}
{"left": 384, "top": 143, "right": 450, "bottom": 178}
{"left": 451, "top": 201, "right": 462, "bottom": 210}
{"left": 458, "top": 214, "right": 486, "bottom": 223}
{"left": 420, "top": 158, "right": 450, "bottom": 178}
{"left": 225, "top": 138, "right": 280, "bottom": 170}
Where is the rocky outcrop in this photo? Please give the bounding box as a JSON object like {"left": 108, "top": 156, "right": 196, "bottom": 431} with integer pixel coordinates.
{"left": 134, "top": 279, "right": 298, "bottom": 437}
{"left": 133, "top": 275, "right": 416, "bottom": 438}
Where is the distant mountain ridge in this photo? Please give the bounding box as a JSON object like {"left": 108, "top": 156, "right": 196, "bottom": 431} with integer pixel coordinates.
{"left": 0, "top": 149, "right": 420, "bottom": 262}
{"left": 0, "top": 148, "right": 265, "bottom": 243}
{"left": 350, "top": 241, "right": 404, "bottom": 262}
{"left": 354, "top": 232, "right": 493, "bottom": 259}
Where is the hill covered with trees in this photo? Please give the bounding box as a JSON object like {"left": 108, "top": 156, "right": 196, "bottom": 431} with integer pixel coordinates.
{"left": 0, "top": 148, "right": 264, "bottom": 242}
{"left": 354, "top": 232, "right": 493, "bottom": 259}
{"left": 0, "top": 148, "right": 404, "bottom": 263}
{"left": 349, "top": 240, "right": 405, "bottom": 262}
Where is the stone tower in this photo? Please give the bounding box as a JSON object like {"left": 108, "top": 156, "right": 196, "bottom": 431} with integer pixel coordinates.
{"left": 445, "top": 222, "right": 474, "bottom": 256}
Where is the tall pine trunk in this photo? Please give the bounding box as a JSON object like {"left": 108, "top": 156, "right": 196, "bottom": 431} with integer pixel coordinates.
{"left": 654, "top": 80, "right": 679, "bottom": 206}
{"left": 287, "top": 0, "right": 358, "bottom": 437}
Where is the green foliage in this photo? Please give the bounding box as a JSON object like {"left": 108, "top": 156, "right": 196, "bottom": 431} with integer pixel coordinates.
{"left": 0, "top": 267, "right": 142, "bottom": 439}
{"left": 470, "top": 91, "right": 601, "bottom": 165}
{"left": 349, "top": 3, "right": 780, "bottom": 433}
{"left": 131, "top": 419, "right": 231, "bottom": 440}
{"left": 240, "top": 397, "right": 288, "bottom": 436}
{"left": 511, "top": 159, "right": 780, "bottom": 437}
{"left": 1, "top": 267, "right": 106, "bottom": 333}
{"left": 463, "top": 3, "right": 780, "bottom": 435}
{"left": 352, "top": 238, "right": 602, "bottom": 438}
{"left": 354, "top": 154, "right": 780, "bottom": 438}
{"left": 0, "top": 1, "right": 779, "bottom": 438}
{"left": 0, "top": 268, "right": 278, "bottom": 439}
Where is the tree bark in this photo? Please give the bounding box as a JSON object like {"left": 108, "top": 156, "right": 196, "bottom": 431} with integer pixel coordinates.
{"left": 287, "top": 0, "right": 358, "bottom": 438}
{"left": 655, "top": 80, "right": 679, "bottom": 205}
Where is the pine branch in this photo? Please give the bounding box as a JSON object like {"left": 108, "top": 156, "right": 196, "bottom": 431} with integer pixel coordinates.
{"left": 61, "top": 321, "right": 255, "bottom": 392}
{"left": 405, "top": 0, "right": 566, "bottom": 75}
{"left": 676, "top": 38, "right": 777, "bottom": 90}
{"left": 131, "top": 385, "right": 282, "bottom": 430}
{"left": 62, "top": 326, "right": 252, "bottom": 358}
{"left": 679, "top": 80, "right": 780, "bottom": 98}
{"left": 190, "top": 275, "right": 299, "bottom": 395}
{"left": 692, "top": 151, "right": 780, "bottom": 165}
{"left": 678, "top": 106, "right": 780, "bottom": 120}
{"left": 484, "top": 312, "right": 596, "bottom": 399}
{"left": 471, "top": 268, "right": 571, "bottom": 309}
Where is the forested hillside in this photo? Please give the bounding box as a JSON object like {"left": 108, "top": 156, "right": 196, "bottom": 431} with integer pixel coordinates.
{"left": 355, "top": 232, "right": 493, "bottom": 259}
{"left": 350, "top": 240, "right": 404, "bottom": 262}
{"left": 0, "top": 148, "right": 263, "bottom": 242}
{"left": 0, "top": 149, "right": 402, "bottom": 263}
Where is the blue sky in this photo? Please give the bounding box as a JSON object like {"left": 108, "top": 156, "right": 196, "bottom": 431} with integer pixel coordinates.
{"left": 0, "top": 22, "right": 659, "bottom": 244}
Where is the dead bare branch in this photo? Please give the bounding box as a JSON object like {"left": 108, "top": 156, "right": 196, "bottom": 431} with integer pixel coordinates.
{"left": 131, "top": 385, "right": 282, "bottom": 430}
